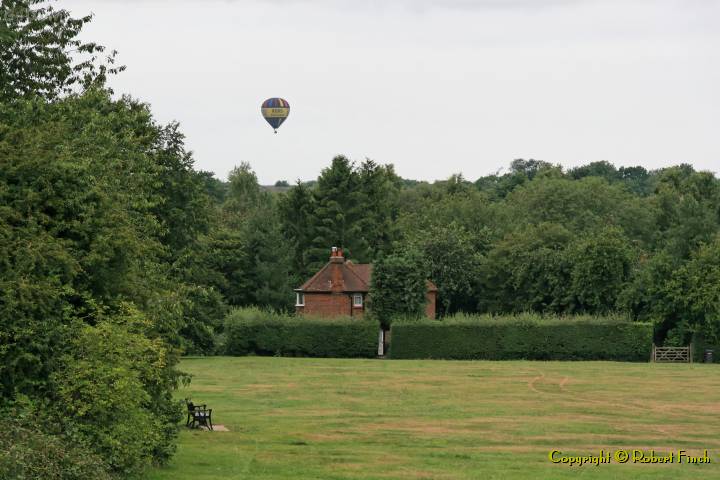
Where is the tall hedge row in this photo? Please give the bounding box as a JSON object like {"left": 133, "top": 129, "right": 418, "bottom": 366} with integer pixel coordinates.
{"left": 224, "top": 308, "right": 378, "bottom": 358}
{"left": 389, "top": 315, "right": 653, "bottom": 361}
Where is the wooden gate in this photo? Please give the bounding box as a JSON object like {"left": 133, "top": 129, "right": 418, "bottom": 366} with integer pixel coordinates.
{"left": 652, "top": 345, "right": 692, "bottom": 363}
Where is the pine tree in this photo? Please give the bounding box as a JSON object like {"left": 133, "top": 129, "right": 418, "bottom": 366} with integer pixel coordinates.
{"left": 355, "top": 159, "right": 402, "bottom": 262}
{"left": 278, "top": 181, "right": 317, "bottom": 281}
{"left": 307, "top": 155, "right": 361, "bottom": 269}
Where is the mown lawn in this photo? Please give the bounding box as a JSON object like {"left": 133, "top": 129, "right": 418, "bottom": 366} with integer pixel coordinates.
{"left": 146, "top": 357, "right": 720, "bottom": 480}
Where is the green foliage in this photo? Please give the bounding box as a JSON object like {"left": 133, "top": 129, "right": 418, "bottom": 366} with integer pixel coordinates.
{"left": 566, "top": 227, "right": 635, "bottom": 312}
{"left": 503, "top": 176, "right": 654, "bottom": 242}
{"left": 0, "top": 91, "right": 170, "bottom": 398}
{"left": 389, "top": 314, "right": 652, "bottom": 361}
{"left": 651, "top": 166, "right": 720, "bottom": 259}
{"left": 353, "top": 159, "right": 402, "bottom": 261}
{"left": 473, "top": 158, "right": 558, "bottom": 199}
{"left": 407, "top": 222, "right": 483, "bottom": 315}
{"left": 618, "top": 251, "right": 678, "bottom": 327}
{"left": 306, "top": 155, "right": 362, "bottom": 268}
{"left": 223, "top": 162, "right": 262, "bottom": 226}
{"left": 480, "top": 223, "right": 573, "bottom": 313}
{"left": 480, "top": 225, "right": 636, "bottom": 315}
{"left": 238, "top": 202, "right": 294, "bottom": 310}
{"left": 172, "top": 285, "right": 228, "bottom": 355}
{"left": 223, "top": 307, "right": 378, "bottom": 358}
{"left": 369, "top": 249, "right": 428, "bottom": 329}
{"left": 285, "top": 156, "right": 402, "bottom": 271}
{"left": 0, "top": 6, "right": 194, "bottom": 471}
{"left": 569, "top": 162, "right": 656, "bottom": 196}
{"left": 177, "top": 162, "right": 294, "bottom": 313}
{"left": 278, "top": 181, "right": 317, "bottom": 280}
{"left": 152, "top": 122, "right": 212, "bottom": 256}
{"left": 175, "top": 228, "right": 247, "bottom": 306}
{"left": 569, "top": 160, "right": 619, "bottom": 182}
{"left": 50, "top": 318, "right": 175, "bottom": 475}
{"left": 0, "top": 418, "right": 112, "bottom": 480}
{"left": 656, "top": 237, "right": 720, "bottom": 345}
{"left": 0, "top": 0, "right": 124, "bottom": 102}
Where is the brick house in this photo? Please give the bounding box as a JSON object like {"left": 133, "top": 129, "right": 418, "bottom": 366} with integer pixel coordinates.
{"left": 294, "top": 247, "right": 437, "bottom": 318}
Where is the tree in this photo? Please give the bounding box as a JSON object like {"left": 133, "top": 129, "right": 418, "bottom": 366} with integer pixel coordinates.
{"left": 151, "top": 121, "right": 211, "bottom": 257}
{"left": 307, "top": 155, "right": 361, "bottom": 269}
{"left": 479, "top": 223, "right": 573, "bottom": 314}
{"left": 566, "top": 227, "right": 635, "bottom": 313}
{"left": 569, "top": 160, "right": 619, "bottom": 182}
{"left": 223, "top": 162, "right": 262, "bottom": 227}
{"left": 0, "top": 89, "right": 189, "bottom": 476}
{"left": 0, "top": 0, "right": 124, "bottom": 102}
{"left": 629, "top": 237, "right": 720, "bottom": 346}
{"left": 618, "top": 166, "right": 654, "bottom": 196}
{"left": 503, "top": 176, "right": 655, "bottom": 245}
{"left": 664, "top": 237, "right": 720, "bottom": 345}
{"left": 369, "top": 249, "right": 427, "bottom": 329}
{"left": 278, "top": 181, "right": 317, "bottom": 280}
{"left": 238, "top": 202, "right": 294, "bottom": 310}
{"left": 651, "top": 166, "right": 720, "bottom": 259}
{"left": 353, "top": 159, "right": 402, "bottom": 262}
{"left": 408, "top": 222, "right": 482, "bottom": 316}
{"left": 618, "top": 250, "right": 681, "bottom": 339}
{"left": 509, "top": 158, "right": 557, "bottom": 180}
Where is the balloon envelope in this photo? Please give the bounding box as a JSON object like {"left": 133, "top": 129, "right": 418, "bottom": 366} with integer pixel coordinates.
{"left": 261, "top": 98, "right": 290, "bottom": 132}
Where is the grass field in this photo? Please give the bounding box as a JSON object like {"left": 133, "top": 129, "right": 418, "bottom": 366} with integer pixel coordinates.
{"left": 146, "top": 357, "right": 720, "bottom": 480}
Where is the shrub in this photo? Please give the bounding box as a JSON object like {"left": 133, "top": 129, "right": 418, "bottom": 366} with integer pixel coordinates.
{"left": 389, "top": 313, "right": 652, "bottom": 361}
{"left": 224, "top": 307, "right": 378, "bottom": 358}
{"left": 0, "top": 419, "right": 113, "bottom": 480}
{"left": 49, "top": 315, "right": 181, "bottom": 476}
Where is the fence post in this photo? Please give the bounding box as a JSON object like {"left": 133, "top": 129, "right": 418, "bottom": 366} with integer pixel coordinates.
{"left": 651, "top": 344, "right": 655, "bottom": 363}
{"left": 689, "top": 342, "right": 693, "bottom": 363}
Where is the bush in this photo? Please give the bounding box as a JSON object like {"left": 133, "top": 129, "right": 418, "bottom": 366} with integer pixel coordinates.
{"left": 49, "top": 315, "right": 181, "bottom": 476}
{"left": 389, "top": 313, "right": 652, "bottom": 361}
{"left": 224, "top": 307, "right": 378, "bottom": 358}
{"left": 0, "top": 419, "right": 113, "bottom": 480}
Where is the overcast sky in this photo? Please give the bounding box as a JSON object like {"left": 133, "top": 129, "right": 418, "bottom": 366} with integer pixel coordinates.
{"left": 62, "top": 0, "right": 719, "bottom": 184}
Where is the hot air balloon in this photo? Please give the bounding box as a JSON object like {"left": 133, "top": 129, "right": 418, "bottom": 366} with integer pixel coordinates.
{"left": 261, "top": 98, "right": 290, "bottom": 133}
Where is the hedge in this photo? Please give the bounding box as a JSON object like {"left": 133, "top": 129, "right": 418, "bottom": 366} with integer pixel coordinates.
{"left": 224, "top": 307, "right": 378, "bottom": 358}
{"left": 389, "top": 314, "right": 653, "bottom": 361}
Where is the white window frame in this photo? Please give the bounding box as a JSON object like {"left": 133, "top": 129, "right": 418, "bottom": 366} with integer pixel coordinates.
{"left": 352, "top": 294, "right": 363, "bottom": 307}
{"left": 296, "top": 292, "right": 305, "bottom": 306}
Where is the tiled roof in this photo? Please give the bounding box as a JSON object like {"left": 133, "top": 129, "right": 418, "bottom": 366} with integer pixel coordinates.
{"left": 297, "top": 260, "right": 370, "bottom": 293}
{"left": 297, "top": 258, "right": 437, "bottom": 293}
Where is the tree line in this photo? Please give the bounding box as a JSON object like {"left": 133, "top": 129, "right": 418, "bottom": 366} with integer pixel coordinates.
{"left": 210, "top": 157, "right": 720, "bottom": 351}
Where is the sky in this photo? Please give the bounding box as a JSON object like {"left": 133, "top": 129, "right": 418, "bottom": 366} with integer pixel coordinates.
{"left": 62, "top": 0, "right": 720, "bottom": 184}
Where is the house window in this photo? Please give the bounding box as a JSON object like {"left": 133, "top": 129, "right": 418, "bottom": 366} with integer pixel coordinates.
{"left": 296, "top": 293, "right": 305, "bottom": 306}
{"left": 353, "top": 294, "right": 363, "bottom": 307}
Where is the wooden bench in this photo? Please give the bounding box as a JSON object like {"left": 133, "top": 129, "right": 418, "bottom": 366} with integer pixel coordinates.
{"left": 186, "top": 400, "right": 214, "bottom": 431}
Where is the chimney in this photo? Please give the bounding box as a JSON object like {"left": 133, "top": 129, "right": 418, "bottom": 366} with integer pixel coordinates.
{"left": 329, "top": 246, "right": 345, "bottom": 291}
{"left": 330, "top": 246, "right": 344, "bottom": 264}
